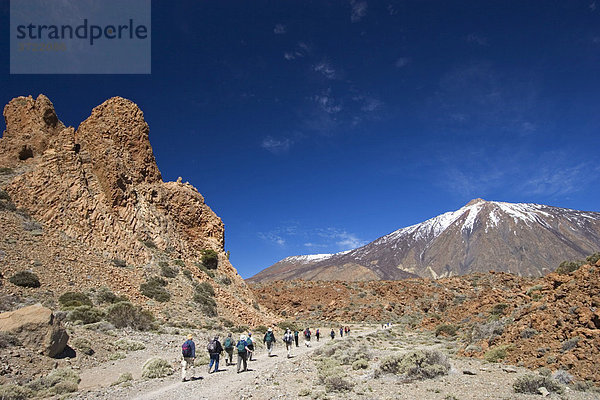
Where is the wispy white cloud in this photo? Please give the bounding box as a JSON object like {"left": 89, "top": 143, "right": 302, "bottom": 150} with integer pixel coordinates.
{"left": 261, "top": 136, "right": 293, "bottom": 154}
{"left": 258, "top": 232, "right": 286, "bottom": 246}
{"left": 317, "top": 228, "right": 368, "bottom": 250}
{"left": 313, "top": 61, "right": 337, "bottom": 79}
{"left": 283, "top": 42, "right": 310, "bottom": 60}
{"left": 313, "top": 90, "right": 343, "bottom": 114}
{"left": 466, "top": 33, "right": 488, "bottom": 46}
{"left": 350, "top": 0, "right": 368, "bottom": 22}
{"left": 520, "top": 161, "right": 600, "bottom": 197}
{"left": 274, "top": 23, "right": 286, "bottom": 34}
{"left": 590, "top": 1, "right": 597, "bottom": 11}
{"left": 395, "top": 57, "right": 411, "bottom": 68}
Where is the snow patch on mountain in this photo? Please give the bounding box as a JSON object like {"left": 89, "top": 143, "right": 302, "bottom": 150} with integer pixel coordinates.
{"left": 282, "top": 250, "right": 351, "bottom": 264}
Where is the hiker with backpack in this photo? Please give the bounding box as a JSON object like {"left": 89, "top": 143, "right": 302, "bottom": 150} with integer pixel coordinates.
{"left": 181, "top": 334, "right": 196, "bottom": 382}
{"left": 330, "top": 328, "right": 335, "bottom": 340}
{"left": 303, "top": 328, "right": 311, "bottom": 347}
{"left": 246, "top": 332, "right": 255, "bottom": 361}
{"left": 263, "top": 327, "right": 276, "bottom": 356}
{"left": 339, "top": 326, "right": 344, "bottom": 337}
{"left": 283, "top": 328, "right": 294, "bottom": 358}
{"left": 207, "top": 335, "right": 223, "bottom": 374}
{"left": 236, "top": 334, "right": 250, "bottom": 373}
{"left": 294, "top": 330, "right": 299, "bottom": 347}
{"left": 315, "top": 328, "right": 320, "bottom": 342}
{"left": 223, "top": 333, "right": 234, "bottom": 365}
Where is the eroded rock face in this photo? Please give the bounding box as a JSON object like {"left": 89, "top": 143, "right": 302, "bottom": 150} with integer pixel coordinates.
{"left": 3, "top": 96, "right": 224, "bottom": 265}
{"left": 0, "top": 304, "right": 68, "bottom": 357}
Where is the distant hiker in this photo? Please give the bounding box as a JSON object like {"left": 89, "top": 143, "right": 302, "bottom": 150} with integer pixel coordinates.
{"left": 223, "top": 333, "right": 234, "bottom": 365}
{"left": 246, "top": 332, "right": 255, "bottom": 361}
{"left": 283, "top": 328, "right": 294, "bottom": 358}
{"left": 346, "top": 326, "right": 350, "bottom": 335}
{"left": 181, "top": 334, "right": 196, "bottom": 382}
{"left": 339, "top": 327, "right": 343, "bottom": 337}
{"left": 207, "top": 335, "right": 223, "bottom": 374}
{"left": 303, "top": 328, "right": 311, "bottom": 347}
{"left": 316, "top": 328, "right": 320, "bottom": 342}
{"left": 263, "top": 327, "right": 276, "bottom": 356}
{"left": 294, "top": 330, "right": 299, "bottom": 347}
{"left": 330, "top": 329, "right": 335, "bottom": 340}
{"left": 236, "top": 334, "right": 250, "bottom": 373}
{"left": 344, "top": 326, "right": 349, "bottom": 336}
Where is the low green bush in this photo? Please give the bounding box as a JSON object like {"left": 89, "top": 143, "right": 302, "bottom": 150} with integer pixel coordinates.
{"left": 27, "top": 368, "right": 80, "bottom": 396}
{"left": 193, "top": 281, "right": 217, "bottom": 317}
{"left": 352, "top": 359, "right": 369, "bottom": 370}
{"left": 160, "top": 263, "right": 178, "bottom": 278}
{"left": 587, "top": 253, "right": 600, "bottom": 265}
{"left": 95, "top": 287, "right": 128, "bottom": 304}
{"left": 106, "top": 302, "right": 155, "bottom": 331}
{"left": 484, "top": 344, "right": 511, "bottom": 362}
{"left": 0, "top": 384, "right": 32, "bottom": 400}
{"left": 379, "top": 350, "right": 450, "bottom": 380}
{"left": 141, "top": 358, "right": 174, "bottom": 379}
{"left": 513, "top": 374, "right": 563, "bottom": 394}
{"left": 68, "top": 306, "right": 104, "bottom": 325}
{"left": 201, "top": 249, "right": 219, "bottom": 270}
{"left": 59, "top": 291, "right": 93, "bottom": 309}
{"left": 140, "top": 276, "right": 171, "bottom": 302}
{"left": 435, "top": 324, "right": 458, "bottom": 337}
{"left": 9, "top": 271, "right": 40, "bottom": 288}
{"left": 72, "top": 338, "right": 94, "bottom": 355}
{"left": 555, "top": 260, "right": 584, "bottom": 275}
{"left": 490, "top": 303, "right": 509, "bottom": 316}
{"left": 115, "top": 338, "right": 146, "bottom": 351}
{"left": 182, "top": 269, "right": 193, "bottom": 280}
{"left": 111, "top": 372, "right": 133, "bottom": 386}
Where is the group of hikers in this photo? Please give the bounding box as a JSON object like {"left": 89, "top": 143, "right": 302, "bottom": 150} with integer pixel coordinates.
{"left": 180, "top": 325, "right": 351, "bottom": 381}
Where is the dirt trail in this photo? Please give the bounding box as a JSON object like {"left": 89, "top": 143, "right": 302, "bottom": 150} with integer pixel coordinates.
{"left": 76, "top": 326, "right": 374, "bottom": 400}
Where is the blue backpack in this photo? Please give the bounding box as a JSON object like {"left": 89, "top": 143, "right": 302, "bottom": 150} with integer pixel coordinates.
{"left": 182, "top": 340, "right": 193, "bottom": 357}
{"left": 236, "top": 340, "right": 246, "bottom": 353}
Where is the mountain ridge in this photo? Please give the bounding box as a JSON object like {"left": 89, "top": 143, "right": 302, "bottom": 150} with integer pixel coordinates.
{"left": 248, "top": 198, "right": 600, "bottom": 282}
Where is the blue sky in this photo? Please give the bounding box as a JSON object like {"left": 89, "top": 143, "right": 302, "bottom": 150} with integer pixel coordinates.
{"left": 1, "top": 1, "right": 599, "bottom": 278}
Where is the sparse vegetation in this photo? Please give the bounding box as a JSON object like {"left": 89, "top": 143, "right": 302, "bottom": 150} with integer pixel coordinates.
{"left": 141, "top": 358, "right": 174, "bottom": 379}
{"left": 0, "top": 189, "right": 16, "bottom": 211}
{"left": 379, "top": 350, "right": 450, "bottom": 380}
{"left": 141, "top": 239, "right": 157, "bottom": 249}
{"left": 555, "top": 260, "right": 584, "bottom": 274}
{"left": 59, "top": 291, "right": 93, "bottom": 309}
{"left": 111, "top": 372, "right": 133, "bottom": 386}
{"left": 513, "top": 373, "right": 564, "bottom": 394}
{"left": 489, "top": 303, "right": 509, "bottom": 317}
{"left": 72, "top": 337, "right": 94, "bottom": 355}
{"left": 111, "top": 258, "right": 128, "bottom": 268}
{"left": 201, "top": 249, "right": 219, "bottom": 270}
{"left": 587, "top": 252, "right": 600, "bottom": 265}
{"left": 27, "top": 368, "right": 80, "bottom": 396}
{"left": 115, "top": 338, "right": 146, "bottom": 351}
{"left": 67, "top": 305, "right": 104, "bottom": 325}
{"left": 561, "top": 336, "right": 581, "bottom": 352}
{"left": 95, "top": 286, "right": 128, "bottom": 304}
{"left": 160, "top": 263, "right": 178, "bottom": 278}
{"left": 193, "top": 281, "right": 217, "bottom": 317}
{"left": 140, "top": 276, "right": 171, "bottom": 302}
{"left": 0, "top": 384, "right": 32, "bottom": 400}
{"left": 182, "top": 268, "right": 193, "bottom": 280}
{"left": 106, "top": 301, "right": 155, "bottom": 331}
{"left": 9, "top": 271, "right": 40, "bottom": 288}
{"left": 484, "top": 344, "right": 511, "bottom": 362}
{"left": 435, "top": 324, "right": 458, "bottom": 337}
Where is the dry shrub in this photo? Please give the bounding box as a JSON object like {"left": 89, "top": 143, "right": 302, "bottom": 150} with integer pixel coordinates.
{"left": 513, "top": 374, "right": 563, "bottom": 394}
{"left": 379, "top": 350, "right": 450, "bottom": 380}
{"left": 142, "top": 358, "right": 174, "bottom": 379}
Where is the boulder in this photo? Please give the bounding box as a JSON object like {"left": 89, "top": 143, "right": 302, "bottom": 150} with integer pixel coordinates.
{"left": 0, "top": 304, "right": 68, "bottom": 357}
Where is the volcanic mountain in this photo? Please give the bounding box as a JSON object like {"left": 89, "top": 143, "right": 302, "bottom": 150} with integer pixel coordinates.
{"left": 249, "top": 199, "right": 600, "bottom": 282}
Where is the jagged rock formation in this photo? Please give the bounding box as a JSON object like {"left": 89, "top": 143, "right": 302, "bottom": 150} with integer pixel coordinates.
{"left": 250, "top": 199, "right": 600, "bottom": 282}
{"left": 0, "top": 94, "right": 270, "bottom": 326}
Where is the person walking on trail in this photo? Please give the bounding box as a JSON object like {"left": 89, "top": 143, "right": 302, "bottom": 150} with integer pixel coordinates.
{"left": 283, "top": 328, "right": 294, "bottom": 358}
{"left": 330, "top": 329, "right": 335, "bottom": 340}
{"left": 294, "top": 330, "right": 299, "bottom": 347}
{"left": 236, "top": 335, "right": 250, "bottom": 373}
{"left": 316, "top": 328, "right": 320, "bottom": 342}
{"left": 346, "top": 326, "right": 350, "bottom": 336}
{"left": 207, "top": 335, "right": 223, "bottom": 374}
{"left": 339, "top": 326, "right": 344, "bottom": 337}
{"left": 246, "top": 332, "right": 255, "bottom": 361}
{"left": 181, "top": 334, "right": 196, "bottom": 382}
{"left": 223, "top": 333, "right": 234, "bottom": 365}
{"left": 303, "top": 328, "right": 312, "bottom": 347}
{"left": 263, "top": 327, "right": 276, "bottom": 356}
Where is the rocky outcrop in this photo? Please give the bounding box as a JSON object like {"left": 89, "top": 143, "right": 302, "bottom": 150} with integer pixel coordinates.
{"left": 0, "top": 304, "right": 68, "bottom": 357}
{"left": 0, "top": 95, "right": 271, "bottom": 326}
